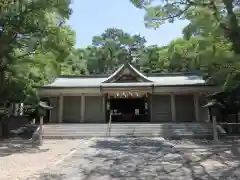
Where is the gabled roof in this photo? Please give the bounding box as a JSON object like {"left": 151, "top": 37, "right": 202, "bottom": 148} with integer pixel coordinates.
{"left": 42, "top": 73, "right": 207, "bottom": 88}
{"left": 40, "top": 62, "right": 210, "bottom": 88}
{"left": 102, "top": 63, "right": 153, "bottom": 83}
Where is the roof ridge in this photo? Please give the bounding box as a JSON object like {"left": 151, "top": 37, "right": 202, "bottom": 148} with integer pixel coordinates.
{"left": 58, "top": 72, "right": 202, "bottom": 79}
{"left": 59, "top": 75, "right": 108, "bottom": 78}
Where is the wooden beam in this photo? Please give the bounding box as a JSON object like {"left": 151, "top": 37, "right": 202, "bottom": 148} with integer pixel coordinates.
{"left": 101, "top": 87, "right": 153, "bottom": 93}
{"left": 107, "top": 91, "right": 148, "bottom": 98}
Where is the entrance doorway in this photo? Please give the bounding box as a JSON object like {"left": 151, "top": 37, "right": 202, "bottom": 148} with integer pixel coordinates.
{"left": 106, "top": 96, "right": 150, "bottom": 123}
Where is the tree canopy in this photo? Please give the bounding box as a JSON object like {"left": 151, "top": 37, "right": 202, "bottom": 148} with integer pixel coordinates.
{"left": 130, "top": 0, "right": 240, "bottom": 54}
{"left": 0, "top": 0, "right": 73, "bottom": 103}
{"left": 130, "top": 0, "right": 240, "bottom": 89}
{"left": 1, "top": 1, "right": 240, "bottom": 105}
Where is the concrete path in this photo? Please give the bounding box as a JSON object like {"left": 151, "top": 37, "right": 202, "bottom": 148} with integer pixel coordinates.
{"left": 0, "top": 138, "right": 85, "bottom": 180}
{"left": 25, "top": 137, "right": 240, "bottom": 180}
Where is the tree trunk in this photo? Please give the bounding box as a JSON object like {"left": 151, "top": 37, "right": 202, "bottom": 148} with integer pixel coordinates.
{"left": 229, "top": 30, "right": 240, "bottom": 54}
{"left": 0, "top": 56, "right": 7, "bottom": 101}
{"left": 0, "top": 71, "right": 6, "bottom": 99}
{"left": 222, "top": 0, "right": 240, "bottom": 54}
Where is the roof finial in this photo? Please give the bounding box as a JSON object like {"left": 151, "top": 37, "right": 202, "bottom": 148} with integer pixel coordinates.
{"left": 128, "top": 44, "right": 138, "bottom": 65}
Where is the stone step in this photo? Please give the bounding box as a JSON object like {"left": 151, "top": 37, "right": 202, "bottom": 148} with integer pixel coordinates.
{"left": 43, "top": 125, "right": 211, "bottom": 128}
{"left": 43, "top": 123, "right": 209, "bottom": 126}
{"left": 42, "top": 123, "right": 213, "bottom": 139}
{"left": 43, "top": 134, "right": 212, "bottom": 139}
{"left": 43, "top": 124, "right": 211, "bottom": 128}
{"left": 43, "top": 124, "right": 209, "bottom": 127}
{"left": 43, "top": 123, "right": 212, "bottom": 128}
{"left": 43, "top": 127, "right": 212, "bottom": 129}
{"left": 43, "top": 130, "right": 212, "bottom": 133}
{"left": 43, "top": 133, "right": 212, "bottom": 137}
{"left": 44, "top": 131, "right": 211, "bottom": 134}
{"left": 43, "top": 132, "right": 212, "bottom": 135}
{"left": 43, "top": 128, "right": 212, "bottom": 133}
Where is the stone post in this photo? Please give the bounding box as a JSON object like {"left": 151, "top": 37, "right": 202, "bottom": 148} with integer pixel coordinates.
{"left": 39, "top": 116, "right": 43, "bottom": 146}
{"left": 212, "top": 115, "right": 219, "bottom": 143}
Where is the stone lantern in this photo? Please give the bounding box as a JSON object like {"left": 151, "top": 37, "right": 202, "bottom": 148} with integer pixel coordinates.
{"left": 203, "top": 100, "right": 223, "bottom": 143}
{"left": 33, "top": 101, "right": 53, "bottom": 146}
{"left": 37, "top": 101, "right": 53, "bottom": 117}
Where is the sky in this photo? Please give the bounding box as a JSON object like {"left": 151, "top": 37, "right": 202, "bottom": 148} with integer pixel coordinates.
{"left": 67, "top": 0, "right": 189, "bottom": 48}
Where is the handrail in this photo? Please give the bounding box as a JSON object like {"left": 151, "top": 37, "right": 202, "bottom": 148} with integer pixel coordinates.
{"left": 106, "top": 112, "right": 112, "bottom": 136}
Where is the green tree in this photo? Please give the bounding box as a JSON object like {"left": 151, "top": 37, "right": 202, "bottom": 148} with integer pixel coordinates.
{"left": 85, "top": 28, "right": 147, "bottom": 74}
{"left": 130, "top": 0, "right": 240, "bottom": 54}
{"left": 0, "top": 0, "right": 73, "bottom": 103}
{"left": 138, "top": 45, "right": 169, "bottom": 73}
{"left": 61, "top": 48, "right": 88, "bottom": 76}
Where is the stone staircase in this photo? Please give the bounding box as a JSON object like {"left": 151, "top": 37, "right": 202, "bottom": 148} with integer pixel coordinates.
{"left": 43, "top": 123, "right": 213, "bottom": 139}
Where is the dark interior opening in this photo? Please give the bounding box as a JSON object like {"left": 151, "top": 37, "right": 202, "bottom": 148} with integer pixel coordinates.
{"left": 107, "top": 97, "right": 149, "bottom": 123}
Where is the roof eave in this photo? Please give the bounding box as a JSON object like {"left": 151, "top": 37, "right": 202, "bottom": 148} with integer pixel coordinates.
{"left": 154, "top": 83, "right": 215, "bottom": 87}
{"left": 38, "top": 83, "right": 215, "bottom": 89}
{"left": 101, "top": 64, "right": 124, "bottom": 83}
{"left": 39, "top": 86, "right": 101, "bottom": 89}
{"left": 127, "top": 63, "right": 153, "bottom": 82}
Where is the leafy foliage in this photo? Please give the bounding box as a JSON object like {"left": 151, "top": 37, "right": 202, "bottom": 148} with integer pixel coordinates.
{"left": 130, "top": 0, "right": 240, "bottom": 54}
{"left": 2, "top": 0, "right": 240, "bottom": 108}
{"left": 0, "top": 0, "right": 74, "bottom": 104}
{"left": 87, "top": 28, "right": 146, "bottom": 74}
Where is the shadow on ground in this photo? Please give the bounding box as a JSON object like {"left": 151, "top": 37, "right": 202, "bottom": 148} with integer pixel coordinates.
{"left": 31, "top": 138, "right": 240, "bottom": 180}
{"left": 85, "top": 138, "right": 240, "bottom": 180}
{"left": 0, "top": 138, "right": 49, "bottom": 157}
{"left": 31, "top": 173, "right": 66, "bottom": 180}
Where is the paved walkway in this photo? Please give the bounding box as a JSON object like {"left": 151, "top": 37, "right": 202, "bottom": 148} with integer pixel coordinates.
{"left": 26, "top": 138, "right": 240, "bottom": 180}
{"left": 0, "top": 138, "right": 84, "bottom": 180}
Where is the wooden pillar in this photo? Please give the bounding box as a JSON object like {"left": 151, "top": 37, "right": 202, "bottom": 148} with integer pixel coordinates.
{"left": 80, "top": 94, "right": 85, "bottom": 123}
{"left": 102, "top": 94, "right": 105, "bottom": 112}
{"left": 39, "top": 116, "right": 43, "bottom": 145}
{"left": 49, "top": 98, "right": 52, "bottom": 123}
{"left": 194, "top": 93, "right": 200, "bottom": 122}
{"left": 149, "top": 93, "right": 153, "bottom": 122}
{"left": 58, "top": 95, "right": 63, "bottom": 123}
{"left": 102, "top": 94, "right": 106, "bottom": 122}
{"left": 170, "top": 93, "right": 176, "bottom": 121}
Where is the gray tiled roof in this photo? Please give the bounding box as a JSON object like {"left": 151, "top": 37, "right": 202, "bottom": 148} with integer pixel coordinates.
{"left": 43, "top": 74, "right": 206, "bottom": 88}
{"left": 43, "top": 63, "right": 207, "bottom": 88}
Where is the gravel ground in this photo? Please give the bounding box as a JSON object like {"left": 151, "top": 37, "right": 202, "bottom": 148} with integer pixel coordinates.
{"left": 166, "top": 138, "right": 240, "bottom": 146}
{"left": 166, "top": 139, "right": 213, "bottom": 145}
{"left": 25, "top": 137, "right": 240, "bottom": 180}
{"left": 0, "top": 138, "right": 85, "bottom": 180}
